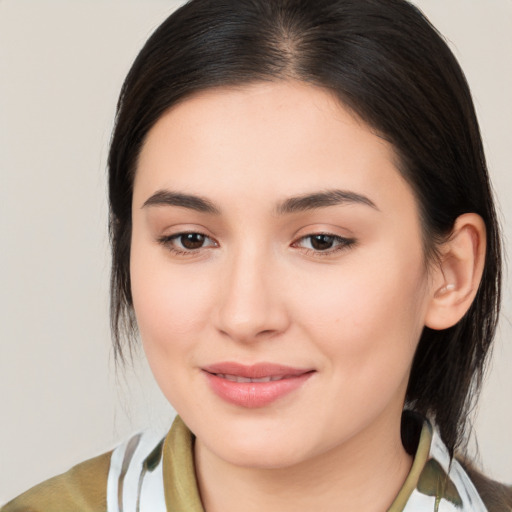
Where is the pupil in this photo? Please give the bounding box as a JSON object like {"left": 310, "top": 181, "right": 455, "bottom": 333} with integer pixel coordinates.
{"left": 311, "top": 235, "right": 334, "bottom": 250}
{"left": 181, "top": 233, "right": 205, "bottom": 249}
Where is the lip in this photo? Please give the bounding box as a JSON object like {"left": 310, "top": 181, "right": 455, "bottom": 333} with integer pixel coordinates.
{"left": 202, "top": 362, "right": 315, "bottom": 408}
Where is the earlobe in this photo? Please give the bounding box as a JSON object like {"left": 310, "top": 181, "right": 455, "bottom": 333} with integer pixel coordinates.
{"left": 425, "top": 213, "right": 486, "bottom": 330}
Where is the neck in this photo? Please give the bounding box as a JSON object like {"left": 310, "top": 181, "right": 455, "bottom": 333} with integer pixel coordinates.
{"left": 194, "top": 412, "right": 413, "bottom": 512}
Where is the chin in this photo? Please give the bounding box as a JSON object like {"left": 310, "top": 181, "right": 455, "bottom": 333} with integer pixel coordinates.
{"left": 214, "top": 440, "right": 310, "bottom": 470}
{"left": 194, "top": 417, "right": 319, "bottom": 470}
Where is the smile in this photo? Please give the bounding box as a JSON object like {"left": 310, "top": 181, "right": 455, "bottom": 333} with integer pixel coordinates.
{"left": 214, "top": 374, "right": 295, "bottom": 383}
{"left": 202, "top": 363, "right": 315, "bottom": 408}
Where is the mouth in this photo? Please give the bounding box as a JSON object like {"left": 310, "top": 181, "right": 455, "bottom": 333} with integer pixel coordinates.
{"left": 212, "top": 374, "right": 295, "bottom": 383}
{"left": 201, "top": 362, "right": 315, "bottom": 408}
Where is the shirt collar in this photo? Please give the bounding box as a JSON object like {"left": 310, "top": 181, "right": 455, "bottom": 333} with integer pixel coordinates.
{"left": 160, "top": 415, "right": 486, "bottom": 512}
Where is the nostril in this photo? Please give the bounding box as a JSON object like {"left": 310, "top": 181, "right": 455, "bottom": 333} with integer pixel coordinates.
{"left": 258, "top": 329, "right": 277, "bottom": 337}
{"left": 217, "top": 327, "right": 278, "bottom": 341}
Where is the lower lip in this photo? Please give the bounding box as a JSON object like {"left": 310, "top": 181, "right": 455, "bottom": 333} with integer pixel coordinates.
{"left": 204, "top": 371, "right": 313, "bottom": 408}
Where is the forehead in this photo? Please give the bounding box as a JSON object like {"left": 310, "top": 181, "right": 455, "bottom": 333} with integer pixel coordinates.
{"left": 134, "top": 81, "right": 415, "bottom": 218}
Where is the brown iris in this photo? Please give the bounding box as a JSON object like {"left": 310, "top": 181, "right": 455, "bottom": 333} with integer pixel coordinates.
{"left": 180, "top": 233, "right": 206, "bottom": 249}
{"left": 310, "top": 234, "right": 336, "bottom": 251}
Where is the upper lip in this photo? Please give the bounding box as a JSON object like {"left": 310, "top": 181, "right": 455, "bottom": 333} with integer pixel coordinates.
{"left": 202, "top": 362, "right": 314, "bottom": 379}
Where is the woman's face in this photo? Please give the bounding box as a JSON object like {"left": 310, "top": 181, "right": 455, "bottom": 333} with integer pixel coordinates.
{"left": 130, "top": 81, "right": 436, "bottom": 469}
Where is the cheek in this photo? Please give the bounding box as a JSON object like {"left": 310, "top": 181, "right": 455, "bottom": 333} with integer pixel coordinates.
{"left": 129, "top": 242, "right": 214, "bottom": 363}
{"left": 129, "top": 250, "right": 219, "bottom": 412}
{"left": 290, "top": 248, "right": 429, "bottom": 374}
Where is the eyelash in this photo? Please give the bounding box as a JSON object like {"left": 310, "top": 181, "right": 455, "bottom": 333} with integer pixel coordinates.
{"left": 292, "top": 233, "right": 356, "bottom": 256}
{"left": 157, "top": 232, "right": 218, "bottom": 256}
{"left": 157, "top": 232, "right": 356, "bottom": 257}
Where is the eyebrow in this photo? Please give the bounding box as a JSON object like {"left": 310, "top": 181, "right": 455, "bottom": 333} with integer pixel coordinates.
{"left": 142, "top": 190, "right": 221, "bottom": 214}
{"left": 274, "top": 189, "right": 378, "bottom": 215}
{"left": 142, "top": 188, "right": 378, "bottom": 215}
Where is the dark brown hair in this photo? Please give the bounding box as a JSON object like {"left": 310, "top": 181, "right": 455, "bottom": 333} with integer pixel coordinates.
{"left": 108, "top": 0, "right": 501, "bottom": 457}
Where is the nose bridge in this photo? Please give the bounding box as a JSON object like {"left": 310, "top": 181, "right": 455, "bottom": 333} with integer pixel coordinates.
{"left": 215, "top": 240, "right": 287, "bottom": 342}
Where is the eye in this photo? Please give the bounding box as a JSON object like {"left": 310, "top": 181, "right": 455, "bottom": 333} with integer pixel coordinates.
{"left": 158, "top": 232, "right": 218, "bottom": 254}
{"left": 293, "top": 233, "right": 355, "bottom": 254}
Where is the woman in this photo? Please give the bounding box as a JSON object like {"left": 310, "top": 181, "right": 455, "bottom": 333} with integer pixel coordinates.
{"left": 2, "top": 0, "right": 511, "bottom": 511}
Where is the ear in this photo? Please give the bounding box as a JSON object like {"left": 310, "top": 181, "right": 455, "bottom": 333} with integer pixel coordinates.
{"left": 424, "top": 213, "right": 486, "bottom": 330}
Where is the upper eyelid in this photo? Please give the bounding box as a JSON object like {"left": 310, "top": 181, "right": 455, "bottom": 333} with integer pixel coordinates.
{"left": 158, "top": 226, "right": 216, "bottom": 241}
{"left": 165, "top": 232, "right": 217, "bottom": 244}
{"left": 292, "top": 233, "right": 354, "bottom": 245}
{"left": 291, "top": 233, "right": 357, "bottom": 253}
{"left": 290, "top": 221, "right": 356, "bottom": 238}
{"left": 292, "top": 231, "right": 354, "bottom": 242}
{"left": 157, "top": 231, "right": 216, "bottom": 247}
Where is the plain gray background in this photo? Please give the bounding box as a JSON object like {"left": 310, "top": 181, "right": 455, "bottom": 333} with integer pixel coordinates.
{"left": 1, "top": 0, "right": 511, "bottom": 503}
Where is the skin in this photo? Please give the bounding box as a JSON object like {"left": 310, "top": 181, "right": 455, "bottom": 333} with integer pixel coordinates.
{"left": 130, "top": 81, "right": 483, "bottom": 512}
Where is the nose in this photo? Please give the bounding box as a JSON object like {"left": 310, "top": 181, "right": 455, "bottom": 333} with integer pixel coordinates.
{"left": 214, "top": 246, "right": 290, "bottom": 343}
